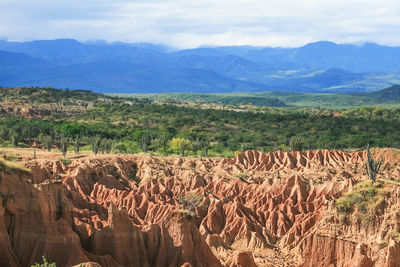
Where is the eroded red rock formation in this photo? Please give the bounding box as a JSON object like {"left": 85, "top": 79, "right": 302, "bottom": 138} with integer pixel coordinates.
{"left": 0, "top": 149, "right": 399, "bottom": 266}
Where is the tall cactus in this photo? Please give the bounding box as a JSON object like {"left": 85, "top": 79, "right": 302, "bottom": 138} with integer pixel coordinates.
{"left": 140, "top": 132, "right": 152, "bottom": 153}
{"left": 59, "top": 136, "right": 69, "bottom": 158}
{"left": 364, "top": 144, "right": 382, "bottom": 184}
{"left": 290, "top": 136, "right": 305, "bottom": 151}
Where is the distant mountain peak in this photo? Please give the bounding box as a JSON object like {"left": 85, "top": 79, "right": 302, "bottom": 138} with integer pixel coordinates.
{"left": 302, "top": 41, "right": 338, "bottom": 47}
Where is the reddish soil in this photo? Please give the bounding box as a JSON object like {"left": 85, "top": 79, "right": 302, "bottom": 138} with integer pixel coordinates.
{"left": 0, "top": 149, "right": 400, "bottom": 266}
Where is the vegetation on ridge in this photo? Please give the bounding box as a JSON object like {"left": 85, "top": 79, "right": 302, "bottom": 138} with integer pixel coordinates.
{"left": 116, "top": 84, "right": 400, "bottom": 109}
{"left": 1, "top": 87, "right": 400, "bottom": 157}
{"left": 334, "top": 180, "right": 389, "bottom": 220}
{"left": 0, "top": 158, "right": 31, "bottom": 175}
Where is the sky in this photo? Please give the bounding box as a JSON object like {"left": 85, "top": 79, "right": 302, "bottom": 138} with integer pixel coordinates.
{"left": 1, "top": 0, "right": 400, "bottom": 48}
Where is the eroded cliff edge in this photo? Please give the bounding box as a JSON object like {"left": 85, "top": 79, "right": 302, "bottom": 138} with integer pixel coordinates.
{"left": 0, "top": 149, "right": 399, "bottom": 266}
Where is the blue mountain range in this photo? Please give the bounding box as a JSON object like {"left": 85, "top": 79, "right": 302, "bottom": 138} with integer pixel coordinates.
{"left": 0, "top": 39, "right": 399, "bottom": 93}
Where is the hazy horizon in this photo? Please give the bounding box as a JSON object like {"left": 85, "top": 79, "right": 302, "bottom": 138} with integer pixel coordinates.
{"left": 1, "top": 38, "right": 399, "bottom": 51}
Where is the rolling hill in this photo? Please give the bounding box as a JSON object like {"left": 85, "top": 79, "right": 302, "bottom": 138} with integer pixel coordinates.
{"left": 116, "top": 84, "right": 400, "bottom": 108}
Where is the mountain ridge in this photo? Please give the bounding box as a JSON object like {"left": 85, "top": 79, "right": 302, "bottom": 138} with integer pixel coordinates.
{"left": 0, "top": 39, "right": 400, "bottom": 93}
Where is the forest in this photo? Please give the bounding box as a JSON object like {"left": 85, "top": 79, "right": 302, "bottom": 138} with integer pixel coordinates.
{"left": 0, "top": 87, "right": 399, "bottom": 157}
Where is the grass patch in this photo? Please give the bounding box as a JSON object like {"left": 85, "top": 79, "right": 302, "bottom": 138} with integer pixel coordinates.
{"left": 234, "top": 173, "right": 250, "bottom": 183}
{"left": 58, "top": 158, "right": 71, "bottom": 165}
{"left": 234, "top": 173, "right": 249, "bottom": 179}
{"left": 380, "top": 179, "right": 400, "bottom": 186}
{"left": 334, "top": 180, "right": 389, "bottom": 219}
{"left": 0, "top": 158, "right": 31, "bottom": 175}
{"left": 5, "top": 155, "right": 19, "bottom": 162}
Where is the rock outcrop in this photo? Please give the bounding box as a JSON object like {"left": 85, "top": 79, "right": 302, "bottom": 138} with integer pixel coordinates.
{"left": 0, "top": 149, "right": 399, "bottom": 266}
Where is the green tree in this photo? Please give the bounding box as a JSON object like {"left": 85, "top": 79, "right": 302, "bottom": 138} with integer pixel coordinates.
{"left": 169, "top": 137, "right": 191, "bottom": 157}
{"left": 60, "top": 123, "right": 86, "bottom": 138}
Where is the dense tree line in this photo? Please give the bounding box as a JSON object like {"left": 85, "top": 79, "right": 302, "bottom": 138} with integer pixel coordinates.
{"left": 1, "top": 98, "right": 400, "bottom": 157}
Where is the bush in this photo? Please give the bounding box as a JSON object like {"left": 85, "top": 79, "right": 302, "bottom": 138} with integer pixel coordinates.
{"left": 17, "top": 142, "right": 30, "bottom": 148}
{"left": 116, "top": 140, "right": 140, "bottom": 154}
{"left": 334, "top": 180, "right": 388, "bottom": 218}
{"left": 1, "top": 140, "right": 12, "bottom": 147}
{"left": 234, "top": 173, "right": 249, "bottom": 179}
{"left": 5, "top": 155, "right": 18, "bottom": 162}
{"left": 31, "top": 256, "right": 56, "bottom": 267}
{"left": 179, "top": 192, "right": 207, "bottom": 217}
{"left": 80, "top": 145, "right": 92, "bottom": 152}
{"left": 58, "top": 158, "right": 71, "bottom": 165}
{"left": 169, "top": 137, "right": 191, "bottom": 157}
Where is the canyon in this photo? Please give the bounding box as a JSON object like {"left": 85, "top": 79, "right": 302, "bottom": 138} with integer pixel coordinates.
{"left": 0, "top": 149, "right": 400, "bottom": 266}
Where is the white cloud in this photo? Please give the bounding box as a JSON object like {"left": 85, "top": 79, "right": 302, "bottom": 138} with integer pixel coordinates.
{"left": 1, "top": 0, "right": 400, "bottom": 48}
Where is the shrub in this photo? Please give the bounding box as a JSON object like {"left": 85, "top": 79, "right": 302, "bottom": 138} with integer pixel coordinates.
{"left": 31, "top": 256, "right": 56, "bottom": 267}
{"left": 58, "top": 158, "right": 71, "bottom": 165}
{"left": 179, "top": 192, "right": 207, "bottom": 217}
{"left": 17, "top": 142, "right": 30, "bottom": 148}
{"left": 234, "top": 173, "right": 249, "bottom": 179}
{"left": 234, "top": 173, "right": 250, "bottom": 183}
{"left": 5, "top": 155, "right": 18, "bottom": 162}
{"left": 116, "top": 140, "right": 140, "bottom": 154}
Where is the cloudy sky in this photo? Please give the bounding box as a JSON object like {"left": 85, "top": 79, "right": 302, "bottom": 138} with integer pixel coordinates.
{"left": 1, "top": 0, "right": 400, "bottom": 48}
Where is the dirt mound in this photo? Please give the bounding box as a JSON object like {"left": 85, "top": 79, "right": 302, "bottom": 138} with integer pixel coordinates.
{"left": 1, "top": 149, "right": 400, "bottom": 266}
